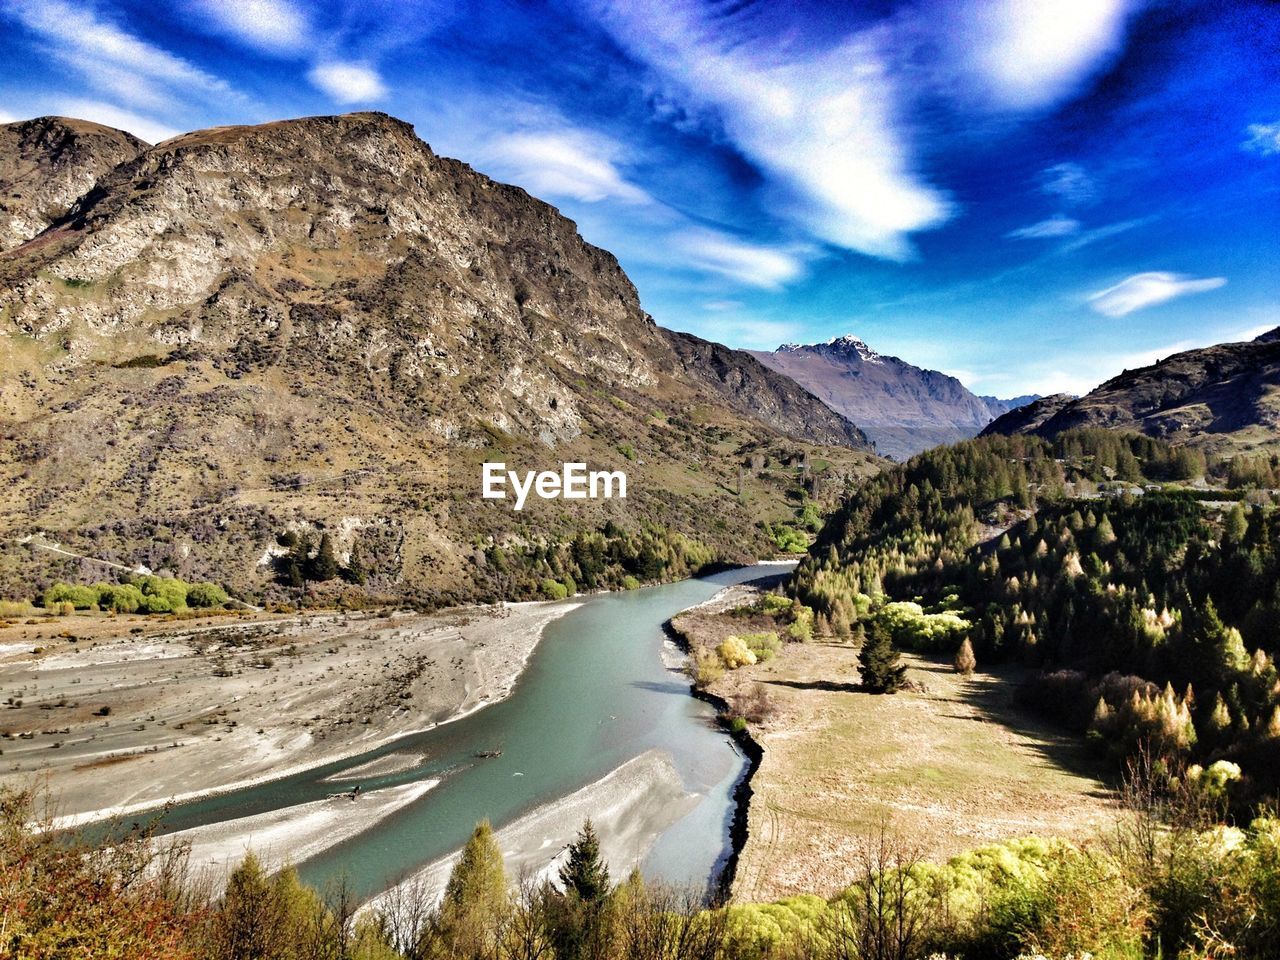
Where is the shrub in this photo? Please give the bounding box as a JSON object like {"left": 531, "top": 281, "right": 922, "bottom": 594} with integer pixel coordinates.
{"left": 0, "top": 600, "right": 32, "bottom": 618}
{"left": 540, "top": 579, "right": 569, "bottom": 601}
{"left": 186, "top": 582, "right": 229, "bottom": 608}
{"left": 787, "top": 605, "right": 815, "bottom": 642}
{"left": 718, "top": 635, "right": 757, "bottom": 669}
{"left": 621, "top": 575, "right": 640, "bottom": 590}
{"left": 758, "top": 594, "right": 793, "bottom": 615}
{"left": 738, "top": 631, "right": 782, "bottom": 662}
{"left": 95, "top": 582, "right": 144, "bottom": 613}
{"left": 687, "top": 648, "right": 724, "bottom": 688}
{"left": 137, "top": 577, "right": 188, "bottom": 614}
{"left": 40, "top": 582, "right": 98, "bottom": 610}
{"left": 953, "top": 637, "right": 977, "bottom": 675}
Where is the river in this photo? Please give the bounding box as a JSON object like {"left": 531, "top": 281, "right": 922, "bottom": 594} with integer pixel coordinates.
{"left": 145, "top": 563, "right": 789, "bottom": 900}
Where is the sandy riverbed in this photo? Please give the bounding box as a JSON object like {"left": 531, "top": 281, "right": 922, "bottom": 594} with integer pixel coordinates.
{"left": 173, "top": 778, "right": 440, "bottom": 883}
{"left": 0, "top": 600, "right": 579, "bottom": 822}
{"left": 365, "top": 749, "right": 698, "bottom": 913}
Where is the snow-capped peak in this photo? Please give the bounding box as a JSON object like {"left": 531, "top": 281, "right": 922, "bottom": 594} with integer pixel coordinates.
{"left": 779, "top": 335, "right": 884, "bottom": 364}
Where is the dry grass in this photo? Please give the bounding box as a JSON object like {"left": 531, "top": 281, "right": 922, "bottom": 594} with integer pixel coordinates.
{"left": 727, "top": 645, "right": 1117, "bottom": 901}
{"left": 675, "top": 583, "right": 1116, "bottom": 904}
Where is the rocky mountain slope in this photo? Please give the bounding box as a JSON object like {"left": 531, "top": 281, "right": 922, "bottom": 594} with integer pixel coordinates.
{"left": 0, "top": 116, "right": 147, "bottom": 252}
{"left": 981, "top": 329, "right": 1280, "bottom": 452}
{"left": 0, "top": 112, "right": 877, "bottom": 604}
{"left": 749, "top": 336, "right": 1034, "bottom": 459}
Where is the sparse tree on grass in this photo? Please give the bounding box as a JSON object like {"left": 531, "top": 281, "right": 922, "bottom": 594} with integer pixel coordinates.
{"left": 859, "top": 620, "right": 906, "bottom": 694}
{"left": 953, "top": 637, "right": 977, "bottom": 676}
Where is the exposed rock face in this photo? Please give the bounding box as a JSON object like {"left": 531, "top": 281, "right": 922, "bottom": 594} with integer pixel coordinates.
{"left": 663, "top": 331, "right": 868, "bottom": 448}
{"left": 749, "top": 336, "right": 1035, "bottom": 459}
{"left": 0, "top": 117, "right": 147, "bottom": 252}
{"left": 0, "top": 112, "right": 875, "bottom": 601}
{"left": 980, "top": 329, "right": 1280, "bottom": 451}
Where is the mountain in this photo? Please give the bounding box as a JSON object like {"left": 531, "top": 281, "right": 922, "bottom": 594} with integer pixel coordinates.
{"left": 982, "top": 329, "right": 1280, "bottom": 452}
{"left": 0, "top": 112, "right": 876, "bottom": 603}
{"left": 980, "top": 394, "right": 1042, "bottom": 417}
{"left": 748, "top": 336, "right": 1036, "bottom": 460}
{"left": 0, "top": 116, "right": 148, "bottom": 252}
{"left": 980, "top": 394, "right": 1075, "bottom": 437}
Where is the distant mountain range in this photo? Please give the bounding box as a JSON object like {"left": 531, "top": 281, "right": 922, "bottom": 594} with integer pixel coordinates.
{"left": 983, "top": 328, "right": 1280, "bottom": 452}
{"left": 749, "top": 336, "right": 1037, "bottom": 460}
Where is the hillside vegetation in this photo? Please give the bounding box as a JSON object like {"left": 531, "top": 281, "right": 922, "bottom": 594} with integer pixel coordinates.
{"left": 792, "top": 430, "right": 1280, "bottom": 804}
{"left": 0, "top": 112, "right": 878, "bottom": 608}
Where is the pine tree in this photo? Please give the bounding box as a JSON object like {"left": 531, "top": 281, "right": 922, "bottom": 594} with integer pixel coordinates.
{"left": 437, "top": 820, "right": 509, "bottom": 958}
{"left": 559, "top": 819, "right": 610, "bottom": 904}
{"left": 952, "top": 637, "right": 976, "bottom": 676}
{"left": 858, "top": 620, "right": 906, "bottom": 693}
{"left": 342, "top": 544, "right": 367, "bottom": 585}
{"left": 308, "top": 533, "right": 339, "bottom": 582}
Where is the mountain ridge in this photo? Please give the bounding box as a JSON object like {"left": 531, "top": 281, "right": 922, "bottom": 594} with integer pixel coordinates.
{"left": 749, "top": 335, "right": 1036, "bottom": 459}
{"left": 0, "top": 111, "right": 877, "bottom": 603}
{"left": 981, "top": 328, "right": 1280, "bottom": 451}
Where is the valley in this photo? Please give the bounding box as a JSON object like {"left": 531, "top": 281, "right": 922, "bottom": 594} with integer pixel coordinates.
{"left": 2, "top": 100, "right": 1280, "bottom": 960}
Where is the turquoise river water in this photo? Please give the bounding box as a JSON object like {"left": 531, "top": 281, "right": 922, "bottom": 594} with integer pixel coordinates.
{"left": 145, "top": 564, "right": 788, "bottom": 900}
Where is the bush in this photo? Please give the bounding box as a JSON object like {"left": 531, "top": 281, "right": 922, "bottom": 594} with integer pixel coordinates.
{"left": 787, "top": 605, "right": 815, "bottom": 642}
{"left": 718, "top": 635, "right": 757, "bottom": 669}
{"left": 540, "top": 579, "right": 569, "bottom": 600}
{"left": 621, "top": 575, "right": 640, "bottom": 590}
{"left": 186, "top": 582, "right": 229, "bottom": 608}
{"left": 137, "top": 577, "right": 188, "bottom": 614}
{"left": 95, "top": 582, "right": 144, "bottom": 614}
{"left": 738, "top": 631, "right": 782, "bottom": 662}
{"left": 0, "top": 600, "right": 32, "bottom": 618}
{"left": 40, "top": 582, "right": 98, "bottom": 610}
{"left": 759, "top": 594, "right": 794, "bottom": 615}
{"left": 687, "top": 648, "right": 724, "bottom": 688}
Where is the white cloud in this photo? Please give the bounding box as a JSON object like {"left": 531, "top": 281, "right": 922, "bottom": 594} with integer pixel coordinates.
{"left": 1242, "top": 121, "right": 1280, "bottom": 157}
{"left": 687, "top": 316, "right": 801, "bottom": 351}
{"left": 190, "top": 0, "right": 309, "bottom": 53}
{"left": 51, "top": 99, "right": 179, "bottom": 144}
{"left": 702, "top": 299, "right": 744, "bottom": 312}
{"left": 951, "top": 0, "right": 1137, "bottom": 111}
{"left": 669, "top": 228, "right": 805, "bottom": 289}
{"left": 1059, "top": 217, "right": 1144, "bottom": 252}
{"left": 1040, "top": 162, "right": 1097, "bottom": 205}
{"left": 483, "top": 130, "right": 653, "bottom": 205}
{"left": 4, "top": 0, "right": 230, "bottom": 109}
{"left": 308, "top": 62, "right": 387, "bottom": 104}
{"left": 1007, "top": 215, "right": 1081, "bottom": 240}
{"left": 0, "top": 108, "right": 15, "bottom": 124}
{"left": 1088, "top": 271, "right": 1227, "bottom": 318}
{"left": 586, "top": 0, "right": 951, "bottom": 260}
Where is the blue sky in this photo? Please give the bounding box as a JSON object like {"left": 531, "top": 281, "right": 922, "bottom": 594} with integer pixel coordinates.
{"left": 0, "top": 0, "right": 1276, "bottom": 396}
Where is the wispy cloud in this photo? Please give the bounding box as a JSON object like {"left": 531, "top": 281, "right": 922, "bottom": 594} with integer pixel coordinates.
{"left": 669, "top": 228, "right": 805, "bottom": 289}
{"left": 1088, "top": 271, "right": 1226, "bottom": 317}
{"left": 1059, "top": 218, "right": 1145, "bottom": 252}
{"left": 702, "top": 299, "right": 744, "bottom": 312}
{"left": 1007, "top": 214, "right": 1081, "bottom": 239}
{"left": 949, "top": 0, "right": 1138, "bottom": 111}
{"left": 189, "top": 0, "right": 310, "bottom": 53}
{"left": 3, "top": 0, "right": 231, "bottom": 111}
{"left": 308, "top": 62, "right": 387, "bottom": 103}
{"left": 1242, "top": 121, "right": 1280, "bottom": 157}
{"left": 586, "top": 0, "right": 951, "bottom": 260}
{"left": 482, "top": 130, "right": 653, "bottom": 205}
{"left": 1040, "top": 162, "right": 1097, "bottom": 205}
{"left": 687, "top": 315, "right": 801, "bottom": 351}
{"left": 49, "top": 99, "right": 179, "bottom": 143}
